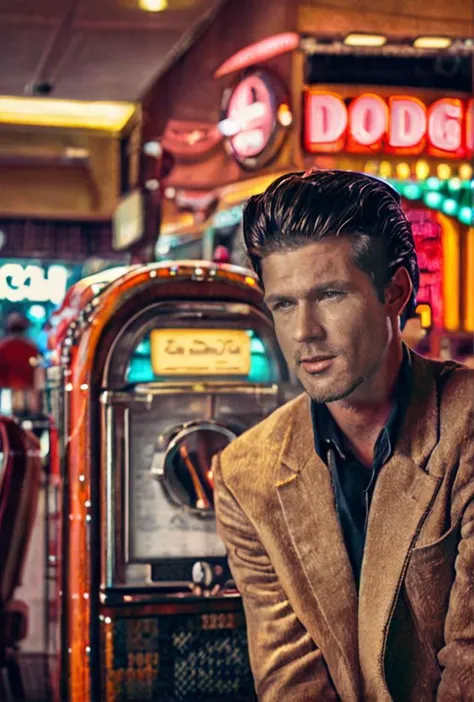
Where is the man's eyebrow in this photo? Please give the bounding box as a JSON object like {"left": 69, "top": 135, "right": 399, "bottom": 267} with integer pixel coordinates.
{"left": 264, "top": 280, "right": 353, "bottom": 305}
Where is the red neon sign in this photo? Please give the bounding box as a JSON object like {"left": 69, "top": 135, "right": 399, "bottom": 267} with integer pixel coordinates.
{"left": 406, "top": 209, "right": 443, "bottom": 329}
{"left": 214, "top": 33, "right": 300, "bottom": 79}
{"left": 304, "top": 91, "right": 472, "bottom": 158}
{"left": 226, "top": 74, "right": 275, "bottom": 158}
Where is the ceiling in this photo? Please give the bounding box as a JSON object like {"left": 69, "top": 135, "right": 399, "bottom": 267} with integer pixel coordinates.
{"left": 0, "top": 0, "right": 224, "bottom": 102}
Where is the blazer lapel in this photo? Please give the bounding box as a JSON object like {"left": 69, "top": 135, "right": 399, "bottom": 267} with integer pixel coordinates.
{"left": 358, "top": 350, "right": 443, "bottom": 695}
{"left": 275, "top": 396, "right": 359, "bottom": 692}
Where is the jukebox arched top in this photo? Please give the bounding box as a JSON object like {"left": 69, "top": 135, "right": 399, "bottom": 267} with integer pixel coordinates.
{"left": 61, "top": 260, "right": 288, "bottom": 389}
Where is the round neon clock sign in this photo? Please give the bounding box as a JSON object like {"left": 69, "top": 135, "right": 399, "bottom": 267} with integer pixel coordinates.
{"left": 219, "top": 69, "right": 291, "bottom": 169}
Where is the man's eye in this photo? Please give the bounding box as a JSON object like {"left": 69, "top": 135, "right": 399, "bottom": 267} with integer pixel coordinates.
{"left": 321, "top": 291, "right": 344, "bottom": 301}
{"left": 272, "top": 300, "right": 293, "bottom": 311}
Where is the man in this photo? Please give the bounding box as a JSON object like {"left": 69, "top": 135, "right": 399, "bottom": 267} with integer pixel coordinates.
{"left": 213, "top": 170, "right": 474, "bottom": 701}
{"left": 0, "top": 312, "right": 40, "bottom": 389}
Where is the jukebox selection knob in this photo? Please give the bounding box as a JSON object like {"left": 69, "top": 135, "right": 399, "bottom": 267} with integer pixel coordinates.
{"left": 192, "top": 561, "right": 214, "bottom": 588}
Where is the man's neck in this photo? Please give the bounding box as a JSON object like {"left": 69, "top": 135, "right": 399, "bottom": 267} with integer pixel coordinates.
{"left": 326, "top": 342, "right": 404, "bottom": 467}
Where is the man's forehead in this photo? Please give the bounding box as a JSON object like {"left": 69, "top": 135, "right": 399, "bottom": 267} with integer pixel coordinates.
{"left": 262, "top": 239, "right": 354, "bottom": 277}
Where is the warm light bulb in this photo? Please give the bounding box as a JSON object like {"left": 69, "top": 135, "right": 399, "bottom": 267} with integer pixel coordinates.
{"left": 379, "top": 161, "right": 393, "bottom": 178}
{"left": 396, "top": 162, "right": 411, "bottom": 180}
{"left": 413, "top": 36, "right": 452, "bottom": 50}
{"left": 277, "top": 103, "right": 293, "bottom": 127}
{"left": 139, "top": 0, "right": 167, "bottom": 11}
{"left": 415, "top": 160, "right": 430, "bottom": 180}
{"left": 437, "top": 163, "right": 452, "bottom": 180}
{"left": 344, "top": 33, "right": 387, "bottom": 47}
{"left": 459, "top": 163, "right": 473, "bottom": 181}
{"left": 364, "top": 160, "right": 379, "bottom": 175}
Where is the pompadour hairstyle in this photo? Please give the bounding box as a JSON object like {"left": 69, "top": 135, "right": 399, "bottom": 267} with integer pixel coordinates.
{"left": 243, "top": 169, "right": 419, "bottom": 320}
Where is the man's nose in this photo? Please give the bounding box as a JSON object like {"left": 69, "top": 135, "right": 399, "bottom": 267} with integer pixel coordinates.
{"left": 293, "top": 304, "right": 325, "bottom": 342}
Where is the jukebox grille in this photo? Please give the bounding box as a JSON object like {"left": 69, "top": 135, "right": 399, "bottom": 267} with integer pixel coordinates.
{"left": 103, "top": 613, "right": 254, "bottom": 701}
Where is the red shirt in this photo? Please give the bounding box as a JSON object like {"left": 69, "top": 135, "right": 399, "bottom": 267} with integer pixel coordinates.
{"left": 0, "top": 336, "right": 39, "bottom": 389}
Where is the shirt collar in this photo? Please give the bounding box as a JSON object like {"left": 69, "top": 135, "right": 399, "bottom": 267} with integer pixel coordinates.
{"left": 311, "top": 344, "right": 412, "bottom": 461}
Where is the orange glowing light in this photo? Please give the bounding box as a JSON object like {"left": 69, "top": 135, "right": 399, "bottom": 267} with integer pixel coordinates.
{"left": 465, "top": 228, "right": 474, "bottom": 332}
{"left": 438, "top": 213, "right": 460, "bottom": 331}
{"left": 416, "top": 303, "right": 432, "bottom": 329}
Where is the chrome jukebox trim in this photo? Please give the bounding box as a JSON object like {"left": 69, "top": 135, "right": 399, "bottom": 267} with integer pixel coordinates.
{"left": 123, "top": 407, "right": 130, "bottom": 565}
{"left": 105, "top": 403, "right": 115, "bottom": 587}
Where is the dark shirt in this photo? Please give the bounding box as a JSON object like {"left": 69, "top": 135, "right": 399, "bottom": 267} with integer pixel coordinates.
{"left": 311, "top": 347, "right": 412, "bottom": 586}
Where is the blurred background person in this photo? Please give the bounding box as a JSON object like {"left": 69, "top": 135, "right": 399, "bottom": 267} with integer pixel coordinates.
{"left": 0, "top": 311, "right": 41, "bottom": 389}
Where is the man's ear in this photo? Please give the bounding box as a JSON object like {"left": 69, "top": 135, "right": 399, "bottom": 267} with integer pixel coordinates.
{"left": 384, "top": 267, "right": 413, "bottom": 318}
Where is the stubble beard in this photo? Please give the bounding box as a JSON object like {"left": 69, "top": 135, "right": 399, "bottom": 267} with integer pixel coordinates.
{"left": 302, "top": 373, "right": 366, "bottom": 404}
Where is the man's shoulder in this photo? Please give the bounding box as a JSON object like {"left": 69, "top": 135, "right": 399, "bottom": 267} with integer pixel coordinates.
{"left": 429, "top": 356, "right": 474, "bottom": 399}
{"left": 439, "top": 359, "right": 474, "bottom": 415}
{"left": 218, "top": 392, "right": 308, "bottom": 479}
{"left": 414, "top": 352, "right": 474, "bottom": 420}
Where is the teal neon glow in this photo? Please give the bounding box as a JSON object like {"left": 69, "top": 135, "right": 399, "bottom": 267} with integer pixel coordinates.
{"left": 402, "top": 183, "right": 422, "bottom": 200}
{"left": 213, "top": 205, "right": 244, "bottom": 229}
{"left": 426, "top": 177, "right": 442, "bottom": 191}
{"left": 441, "top": 198, "right": 459, "bottom": 216}
{"left": 459, "top": 207, "right": 473, "bottom": 226}
{"left": 27, "top": 304, "right": 47, "bottom": 321}
{"left": 126, "top": 331, "right": 273, "bottom": 383}
{"left": 448, "top": 178, "right": 462, "bottom": 192}
{"left": 424, "top": 191, "right": 443, "bottom": 208}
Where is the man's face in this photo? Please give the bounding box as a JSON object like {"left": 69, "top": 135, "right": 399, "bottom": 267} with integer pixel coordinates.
{"left": 262, "top": 237, "right": 391, "bottom": 403}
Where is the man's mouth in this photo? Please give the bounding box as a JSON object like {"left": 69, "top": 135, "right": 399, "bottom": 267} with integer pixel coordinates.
{"left": 299, "top": 356, "right": 335, "bottom": 374}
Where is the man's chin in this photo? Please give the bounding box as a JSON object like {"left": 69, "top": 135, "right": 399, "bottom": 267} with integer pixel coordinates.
{"left": 301, "top": 375, "right": 364, "bottom": 404}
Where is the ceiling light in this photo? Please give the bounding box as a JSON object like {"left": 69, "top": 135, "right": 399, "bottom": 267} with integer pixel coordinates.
{"left": 139, "top": 0, "right": 167, "bottom": 11}
{"left": 344, "top": 33, "right": 387, "bottom": 48}
{"left": 0, "top": 97, "right": 135, "bottom": 131}
{"left": 413, "top": 36, "right": 452, "bottom": 49}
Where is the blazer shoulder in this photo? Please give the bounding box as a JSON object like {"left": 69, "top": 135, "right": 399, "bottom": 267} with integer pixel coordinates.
{"left": 436, "top": 360, "right": 474, "bottom": 409}
{"left": 218, "top": 392, "right": 308, "bottom": 481}
{"left": 412, "top": 351, "right": 474, "bottom": 404}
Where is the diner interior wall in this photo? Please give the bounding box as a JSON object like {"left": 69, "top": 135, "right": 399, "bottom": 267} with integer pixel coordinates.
{"left": 144, "top": 0, "right": 295, "bottom": 129}
{"left": 142, "top": 0, "right": 300, "bottom": 190}
{"left": 0, "top": 128, "right": 120, "bottom": 219}
{"left": 298, "top": 0, "right": 474, "bottom": 37}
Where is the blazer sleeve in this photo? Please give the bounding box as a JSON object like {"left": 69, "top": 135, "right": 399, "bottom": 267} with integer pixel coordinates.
{"left": 436, "top": 422, "right": 474, "bottom": 701}
{"left": 213, "top": 453, "right": 339, "bottom": 702}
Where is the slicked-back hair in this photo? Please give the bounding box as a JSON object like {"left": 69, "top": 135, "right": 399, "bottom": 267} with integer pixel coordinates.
{"left": 243, "top": 169, "right": 419, "bottom": 320}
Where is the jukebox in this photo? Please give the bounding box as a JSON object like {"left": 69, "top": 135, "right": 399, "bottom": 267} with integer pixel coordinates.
{"left": 46, "top": 261, "right": 290, "bottom": 702}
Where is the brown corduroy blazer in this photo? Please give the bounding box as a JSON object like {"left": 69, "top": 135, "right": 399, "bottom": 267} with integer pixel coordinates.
{"left": 214, "top": 350, "right": 474, "bottom": 701}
